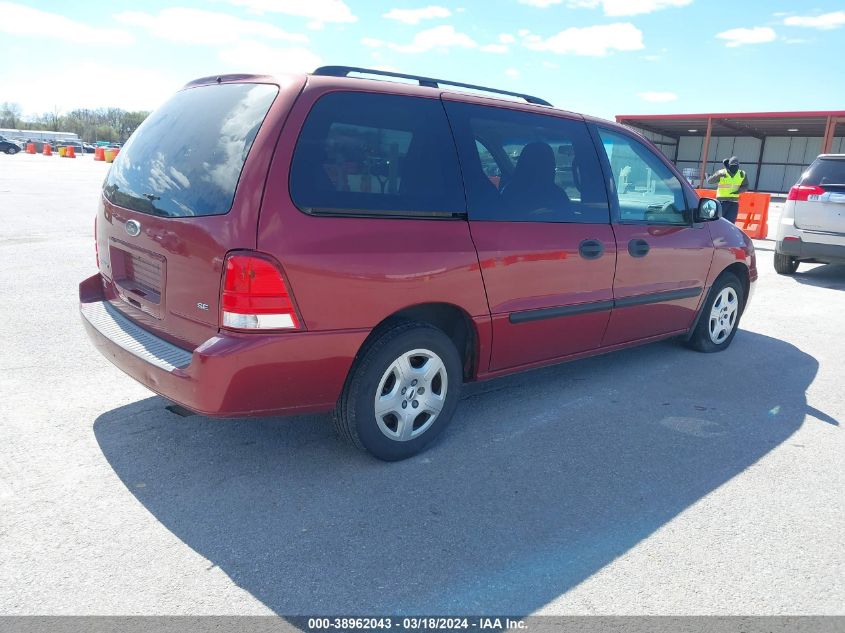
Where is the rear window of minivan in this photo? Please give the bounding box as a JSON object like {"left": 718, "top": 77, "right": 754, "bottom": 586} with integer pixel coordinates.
{"left": 104, "top": 83, "right": 278, "bottom": 217}
{"left": 801, "top": 157, "right": 845, "bottom": 187}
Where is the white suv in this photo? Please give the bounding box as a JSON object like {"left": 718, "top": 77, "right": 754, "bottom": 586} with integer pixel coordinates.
{"left": 775, "top": 154, "right": 845, "bottom": 274}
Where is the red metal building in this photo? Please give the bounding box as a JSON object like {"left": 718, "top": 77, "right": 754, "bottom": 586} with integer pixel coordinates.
{"left": 615, "top": 111, "right": 845, "bottom": 194}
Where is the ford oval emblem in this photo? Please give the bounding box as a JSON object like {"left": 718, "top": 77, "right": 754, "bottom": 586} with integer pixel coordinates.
{"left": 125, "top": 219, "right": 141, "bottom": 237}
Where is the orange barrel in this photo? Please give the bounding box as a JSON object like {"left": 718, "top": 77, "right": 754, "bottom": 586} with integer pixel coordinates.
{"left": 43, "top": 144, "right": 52, "bottom": 156}
{"left": 58, "top": 146, "right": 67, "bottom": 157}
{"left": 104, "top": 149, "right": 117, "bottom": 163}
{"left": 66, "top": 145, "right": 76, "bottom": 158}
{"left": 26, "top": 143, "right": 36, "bottom": 154}
{"left": 94, "top": 147, "right": 105, "bottom": 161}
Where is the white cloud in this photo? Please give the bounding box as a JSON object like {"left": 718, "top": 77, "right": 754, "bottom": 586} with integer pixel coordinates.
{"left": 517, "top": 0, "right": 565, "bottom": 6}
{"left": 481, "top": 44, "right": 509, "bottom": 53}
{"left": 783, "top": 11, "right": 845, "bottom": 30}
{"left": 6, "top": 63, "right": 178, "bottom": 114}
{"left": 638, "top": 91, "right": 677, "bottom": 102}
{"left": 114, "top": 8, "right": 307, "bottom": 45}
{"left": 223, "top": 0, "right": 356, "bottom": 23}
{"left": 601, "top": 0, "right": 691, "bottom": 16}
{"left": 518, "top": 0, "right": 690, "bottom": 13}
{"left": 218, "top": 41, "right": 321, "bottom": 74}
{"left": 362, "top": 25, "right": 477, "bottom": 53}
{"left": 524, "top": 22, "right": 644, "bottom": 56}
{"left": 505, "top": 68, "right": 521, "bottom": 78}
{"left": 383, "top": 6, "right": 451, "bottom": 25}
{"left": 716, "top": 26, "right": 777, "bottom": 47}
{"left": 499, "top": 33, "right": 516, "bottom": 43}
{"left": 0, "top": 1, "right": 132, "bottom": 45}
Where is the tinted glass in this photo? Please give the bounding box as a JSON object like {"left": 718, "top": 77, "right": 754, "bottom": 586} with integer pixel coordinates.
{"left": 104, "top": 83, "right": 278, "bottom": 217}
{"left": 598, "top": 128, "right": 689, "bottom": 224}
{"left": 444, "top": 101, "right": 609, "bottom": 223}
{"left": 801, "top": 158, "right": 845, "bottom": 186}
{"left": 290, "top": 92, "right": 464, "bottom": 217}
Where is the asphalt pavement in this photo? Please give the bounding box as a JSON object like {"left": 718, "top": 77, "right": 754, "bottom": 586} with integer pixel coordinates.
{"left": 0, "top": 153, "right": 842, "bottom": 615}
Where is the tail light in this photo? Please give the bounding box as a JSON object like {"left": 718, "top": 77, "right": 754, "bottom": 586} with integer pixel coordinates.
{"left": 787, "top": 185, "right": 825, "bottom": 201}
{"left": 94, "top": 216, "right": 99, "bottom": 268}
{"left": 221, "top": 253, "right": 302, "bottom": 331}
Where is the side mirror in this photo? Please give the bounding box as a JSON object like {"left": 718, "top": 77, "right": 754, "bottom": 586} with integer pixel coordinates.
{"left": 696, "top": 197, "right": 722, "bottom": 222}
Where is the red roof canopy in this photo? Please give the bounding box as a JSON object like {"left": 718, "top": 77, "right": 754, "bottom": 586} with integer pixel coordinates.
{"left": 615, "top": 110, "right": 845, "bottom": 138}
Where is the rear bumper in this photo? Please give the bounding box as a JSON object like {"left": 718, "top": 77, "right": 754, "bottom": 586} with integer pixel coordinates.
{"left": 79, "top": 274, "right": 368, "bottom": 417}
{"left": 777, "top": 238, "right": 845, "bottom": 264}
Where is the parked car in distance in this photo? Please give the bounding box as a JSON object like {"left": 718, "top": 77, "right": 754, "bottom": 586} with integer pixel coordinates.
{"left": 79, "top": 67, "right": 757, "bottom": 460}
{"left": 0, "top": 135, "right": 21, "bottom": 154}
{"left": 775, "top": 154, "right": 845, "bottom": 274}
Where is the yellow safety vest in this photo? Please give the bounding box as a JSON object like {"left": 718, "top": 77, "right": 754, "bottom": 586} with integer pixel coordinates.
{"left": 717, "top": 169, "right": 745, "bottom": 199}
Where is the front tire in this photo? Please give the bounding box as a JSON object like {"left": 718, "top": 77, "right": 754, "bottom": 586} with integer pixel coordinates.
{"left": 6, "top": 147, "right": 19, "bottom": 155}
{"left": 774, "top": 252, "right": 799, "bottom": 275}
{"left": 334, "top": 322, "right": 462, "bottom": 461}
{"left": 687, "top": 273, "right": 744, "bottom": 353}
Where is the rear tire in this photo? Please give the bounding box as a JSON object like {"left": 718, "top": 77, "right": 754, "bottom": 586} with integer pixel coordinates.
{"left": 687, "top": 272, "right": 744, "bottom": 353}
{"left": 774, "top": 252, "right": 799, "bottom": 275}
{"left": 334, "top": 322, "right": 462, "bottom": 461}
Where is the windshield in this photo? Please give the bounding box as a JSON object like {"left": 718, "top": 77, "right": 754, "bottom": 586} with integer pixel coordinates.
{"left": 103, "top": 82, "right": 278, "bottom": 217}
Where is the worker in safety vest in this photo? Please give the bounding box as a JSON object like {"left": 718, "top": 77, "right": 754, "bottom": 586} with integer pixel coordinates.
{"left": 706, "top": 156, "right": 748, "bottom": 224}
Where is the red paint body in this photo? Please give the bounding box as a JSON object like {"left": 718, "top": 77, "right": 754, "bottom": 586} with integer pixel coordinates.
{"left": 80, "top": 73, "right": 757, "bottom": 417}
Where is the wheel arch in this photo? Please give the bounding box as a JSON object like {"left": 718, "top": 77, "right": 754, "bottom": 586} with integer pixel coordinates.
{"left": 685, "top": 262, "right": 750, "bottom": 341}
{"left": 721, "top": 262, "right": 751, "bottom": 309}
{"left": 352, "top": 302, "right": 479, "bottom": 383}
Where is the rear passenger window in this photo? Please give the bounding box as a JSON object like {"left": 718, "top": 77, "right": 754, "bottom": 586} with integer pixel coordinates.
{"left": 290, "top": 92, "right": 465, "bottom": 217}
{"left": 597, "top": 128, "right": 690, "bottom": 225}
{"left": 443, "top": 101, "right": 610, "bottom": 223}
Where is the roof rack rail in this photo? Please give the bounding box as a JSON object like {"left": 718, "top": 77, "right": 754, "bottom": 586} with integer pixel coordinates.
{"left": 313, "top": 66, "right": 552, "bottom": 107}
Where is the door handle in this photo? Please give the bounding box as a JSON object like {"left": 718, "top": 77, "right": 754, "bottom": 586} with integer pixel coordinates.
{"left": 578, "top": 239, "right": 604, "bottom": 260}
{"left": 628, "top": 239, "right": 650, "bottom": 258}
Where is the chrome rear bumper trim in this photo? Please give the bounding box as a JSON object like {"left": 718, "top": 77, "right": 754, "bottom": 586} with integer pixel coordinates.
{"left": 81, "top": 301, "right": 192, "bottom": 371}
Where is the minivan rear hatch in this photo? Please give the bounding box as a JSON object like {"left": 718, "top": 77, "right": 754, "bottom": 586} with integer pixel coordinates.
{"left": 96, "top": 80, "right": 285, "bottom": 349}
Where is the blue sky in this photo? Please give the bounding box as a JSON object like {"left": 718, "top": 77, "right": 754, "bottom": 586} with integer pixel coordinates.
{"left": 1, "top": 0, "right": 844, "bottom": 120}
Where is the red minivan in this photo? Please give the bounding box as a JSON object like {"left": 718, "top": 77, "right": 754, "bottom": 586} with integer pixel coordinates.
{"left": 80, "top": 67, "right": 757, "bottom": 460}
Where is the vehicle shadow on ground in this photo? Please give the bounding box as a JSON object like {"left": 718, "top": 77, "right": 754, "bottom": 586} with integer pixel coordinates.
{"left": 94, "top": 331, "right": 824, "bottom": 615}
{"left": 792, "top": 264, "right": 845, "bottom": 290}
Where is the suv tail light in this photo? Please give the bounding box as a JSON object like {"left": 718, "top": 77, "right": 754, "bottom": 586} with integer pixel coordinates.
{"left": 221, "top": 253, "right": 302, "bottom": 331}
{"left": 787, "top": 185, "right": 825, "bottom": 201}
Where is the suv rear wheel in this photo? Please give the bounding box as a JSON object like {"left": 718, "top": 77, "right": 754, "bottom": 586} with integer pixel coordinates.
{"left": 687, "top": 272, "right": 744, "bottom": 353}
{"left": 774, "top": 252, "right": 799, "bottom": 275}
{"left": 334, "top": 322, "right": 462, "bottom": 460}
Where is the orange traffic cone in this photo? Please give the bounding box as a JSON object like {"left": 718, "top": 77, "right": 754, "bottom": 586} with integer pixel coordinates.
{"left": 66, "top": 145, "right": 76, "bottom": 158}
{"left": 94, "top": 147, "right": 105, "bottom": 161}
{"left": 26, "top": 143, "right": 36, "bottom": 154}
{"left": 43, "top": 144, "right": 52, "bottom": 156}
